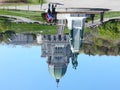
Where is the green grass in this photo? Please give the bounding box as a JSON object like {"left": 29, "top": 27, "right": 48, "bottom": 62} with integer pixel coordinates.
{"left": 87, "top": 11, "right": 120, "bottom": 21}
{"left": 104, "top": 11, "right": 120, "bottom": 18}
{"left": 0, "top": 16, "right": 57, "bottom": 34}
{"left": 10, "top": 23, "right": 57, "bottom": 34}
{"left": 28, "top": 0, "right": 45, "bottom": 4}
{"left": 1, "top": 9, "right": 120, "bottom": 22}
{"left": 64, "top": 27, "right": 69, "bottom": 34}
{"left": 84, "top": 19, "right": 120, "bottom": 48}
{"left": 0, "top": 22, "right": 57, "bottom": 34}
{"left": 1, "top": 9, "right": 120, "bottom": 35}
{"left": 0, "top": 0, "right": 45, "bottom": 4}
{"left": 0, "top": 9, "right": 45, "bottom": 22}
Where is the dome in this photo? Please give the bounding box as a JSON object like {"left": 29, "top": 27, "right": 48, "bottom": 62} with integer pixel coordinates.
{"left": 48, "top": 63, "right": 67, "bottom": 80}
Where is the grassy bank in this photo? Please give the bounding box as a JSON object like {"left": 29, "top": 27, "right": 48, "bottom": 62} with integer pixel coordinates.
{"left": 10, "top": 23, "right": 57, "bottom": 34}
{"left": 0, "top": 22, "right": 57, "bottom": 34}
{"left": 81, "top": 19, "right": 120, "bottom": 56}
{"left": 0, "top": 0, "right": 45, "bottom": 4}
{"left": 86, "top": 11, "right": 120, "bottom": 22}
{"left": 28, "top": 0, "right": 45, "bottom": 4}
{"left": 84, "top": 19, "right": 120, "bottom": 49}
{"left": 0, "top": 9, "right": 45, "bottom": 22}
{"left": 0, "top": 9, "right": 120, "bottom": 35}
{"left": 0, "top": 16, "right": 57, "bottom": 34}
{"left": 94, "top": 11, "right": 120, "bottom": 20}
{"left": 1, "top": 9, "right": 120, "bottom": 22}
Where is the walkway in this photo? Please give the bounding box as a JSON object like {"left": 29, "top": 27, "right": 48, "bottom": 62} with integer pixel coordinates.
{"left": 0, "top": 0, "right": 120, "bottom": 11}
{"left": 1, "top": 14, "right": 120, "bottom": 28}
{"left": 0, "top": 15, "right": 42, "bottom": 23}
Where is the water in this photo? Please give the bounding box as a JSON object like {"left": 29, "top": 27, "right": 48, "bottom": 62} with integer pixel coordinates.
{"left": 0, "top": 16, "right": 120, "bottom": 90}
{"left": 0, "top": 32, "right": 120, "bottom": 90}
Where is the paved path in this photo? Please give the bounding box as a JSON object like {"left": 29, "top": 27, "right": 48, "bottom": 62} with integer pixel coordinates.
{"left": 0, "top": 0, "right": 120, "bottom": 11}
{"left": 1, "top": 14, "right": 120, "bottom": 28}
{"left": 0, "top": 15, "right": 42, "bottom": 23}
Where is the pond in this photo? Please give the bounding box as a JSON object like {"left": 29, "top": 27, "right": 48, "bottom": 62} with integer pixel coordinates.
{"left": 0, "top": 17, "right": 120, "bottom": 90}
{"left": 0, "top": 31, "right": 120, "bottom": 90}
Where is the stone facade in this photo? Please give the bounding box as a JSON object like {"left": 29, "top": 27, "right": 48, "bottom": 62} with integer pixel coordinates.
{"left": 41, "top": 19, "right": 72, "bottom": 83}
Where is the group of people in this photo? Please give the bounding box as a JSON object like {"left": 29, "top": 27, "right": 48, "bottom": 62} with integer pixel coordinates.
{"left": 45, "top": 3, "right": 57, "bottom": 23}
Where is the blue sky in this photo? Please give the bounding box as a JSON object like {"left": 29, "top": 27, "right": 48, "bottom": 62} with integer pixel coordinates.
{"left": 0, "top": 45, "right": 120, "bottom": 90}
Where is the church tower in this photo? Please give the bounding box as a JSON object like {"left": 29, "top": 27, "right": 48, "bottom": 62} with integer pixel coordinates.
{"left": 41, "top": 19, "right": 72, "bottom": 84}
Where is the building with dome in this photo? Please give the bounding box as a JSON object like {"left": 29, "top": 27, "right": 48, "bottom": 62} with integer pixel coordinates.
{"left": 40, "top": 19, "right": 79, "bottom": 85}
{"left": 41, "top": 19, "right": 73, "bottom": 85}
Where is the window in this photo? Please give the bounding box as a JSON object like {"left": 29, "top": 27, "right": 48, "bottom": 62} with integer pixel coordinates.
{"left": 54, "top": 36, "right": 56, "bottom": 40}
{"left": 48, "top": 35, "right": 51, "bottom": 41}
{"left": 58, "top": 35, "right": 62, "bottom": 41}
{"left": 64, "top": 36, "right": 67, "bottom": 41}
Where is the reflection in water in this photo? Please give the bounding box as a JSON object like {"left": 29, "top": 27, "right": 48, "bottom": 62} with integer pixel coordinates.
{"left": 67, "top": 17, "right": 86, "bottom": 53}
{"left": 39, "top": 17, "right": 85, "bottom": 85}
{"left": 9, "top": 33, "right": 36, "bottom": 45}
{"left": 0, "top": 32, "right": 37, "bottom": 46}
{"left": 0, "top": 19, "right": 120, "bottom": 87}
{"left": 39, "top": 19, "right": 79, "bottom": 85}
{"left": 0, "top": 31, "right": 78, "bottom": 85}
{"left": 40, "top": 34, "right": 71, "bottom": 85}
{"left": 82, "top": 43, "right": 120, "bottom": 56}
{"left": 0, "top": 8, "right": 120, "bottom": 89}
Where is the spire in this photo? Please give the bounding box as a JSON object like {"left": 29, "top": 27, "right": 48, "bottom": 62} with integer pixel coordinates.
{"left": 56, "top": 79, "right": 60, "bottom": 88}
{"left": 72, "top": 53, "right": 78, "bottom": 69}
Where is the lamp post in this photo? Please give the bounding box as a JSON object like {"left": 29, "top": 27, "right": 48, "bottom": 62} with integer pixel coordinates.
{"left": 39, "top": 0, "right": 40, "bottom": 10}
{"left": 39, "top": 0, "right": 43, "bottom": 9}
{"left": 27, "top": 0, "right": 30, "bottom": 11}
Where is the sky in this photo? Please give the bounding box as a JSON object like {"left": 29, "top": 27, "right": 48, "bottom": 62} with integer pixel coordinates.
{"left": 0, "top": 45, "right": 120, "bottom": 90}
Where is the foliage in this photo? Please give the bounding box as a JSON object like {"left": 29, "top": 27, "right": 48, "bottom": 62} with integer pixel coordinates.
{"left": 97, "top": 19, "right": 120, "bottom": 41}
{"left": 0, "top": 16, "right": 11, "bottom": 31}
{"left": 83, "top": 19, "right": 120, "bottom": 55}
{"left": 0, "top": 30, "right": 16, "bottom": 44}
{"left": 81, "top": 43, "right": 120, "bottom": 56}
{"left": 64, "top": 27, "right": 69, "bottom": 34}
{"left": 29, "top": 0, "right": 45, "bottom": 4}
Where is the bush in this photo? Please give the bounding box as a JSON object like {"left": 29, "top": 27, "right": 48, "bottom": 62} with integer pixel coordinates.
{"left": 98, "top": 19, "right": 120, "bottom": 40}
